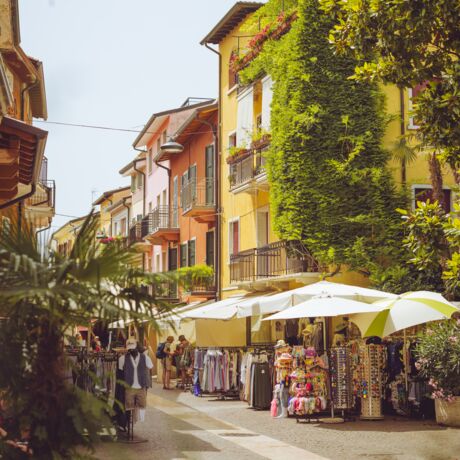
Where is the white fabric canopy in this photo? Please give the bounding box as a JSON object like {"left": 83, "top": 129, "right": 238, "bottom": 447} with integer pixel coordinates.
{"left": 263, "top": 296, "right": 385, "bottom": 321}
{"left": 236, "top": 280, "right": 396, "bottom": 318}
{"left": 261, "top": 75, "right": 273, "bottom": 131}
{"left": 181, "top": 296, "right": 246, "bottom": 320}
{"left": 236, "top": 86, "right": 254, "bottom": 147}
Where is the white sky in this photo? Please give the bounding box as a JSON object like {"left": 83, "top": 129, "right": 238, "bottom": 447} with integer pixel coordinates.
{"left": 19, "top": 0, "right": 246, "bottom": 232}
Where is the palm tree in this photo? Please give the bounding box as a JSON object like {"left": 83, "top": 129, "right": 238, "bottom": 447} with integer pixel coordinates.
{"left": 0, "top": 211, "right": 176, "bottom": 459}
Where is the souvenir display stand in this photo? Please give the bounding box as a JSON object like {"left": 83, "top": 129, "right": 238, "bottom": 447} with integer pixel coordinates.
{"left": 359, "top": 344, "right": 385, "bottom": 420}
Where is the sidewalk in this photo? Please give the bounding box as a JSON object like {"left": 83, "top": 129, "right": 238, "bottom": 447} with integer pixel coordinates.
{"left": 95, "top": 382, "right": 460, "bottom": 460}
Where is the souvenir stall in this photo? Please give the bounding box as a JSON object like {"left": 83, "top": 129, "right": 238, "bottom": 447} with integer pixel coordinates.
{"left": 270, "top": 340, "right": 329, "bottom": 422}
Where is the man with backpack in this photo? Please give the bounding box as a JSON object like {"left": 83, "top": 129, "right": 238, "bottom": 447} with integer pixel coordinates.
{"left": 156, "top": 336, "right": 175, "bottom": 390}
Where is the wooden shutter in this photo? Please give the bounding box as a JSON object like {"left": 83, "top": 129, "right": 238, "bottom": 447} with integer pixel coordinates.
{"left": 231, "top": 221, "right": 239, "bottom": 255}
{"left": 180, "top": 242, "right": 188, "bottom": 267}
{"left": 205, "top": 145, "right": 214, "bottom": 205}
{"left": 206, "top": 231, "right": 215, "bottom": 267}
{"left": 168, "top": 247, "right": 178, "bottom": 271}
{"left": 188, "top": 240, "right": 196, "bottom": 267}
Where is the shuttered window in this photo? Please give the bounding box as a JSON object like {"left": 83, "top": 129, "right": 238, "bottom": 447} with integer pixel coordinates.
{"left": 180, "top": 242, "right": 188, "bottom": 268}
{"left": 188, "top": 239, "right": 196, "bottom": 267}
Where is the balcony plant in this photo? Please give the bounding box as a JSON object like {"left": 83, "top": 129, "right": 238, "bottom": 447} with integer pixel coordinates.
{"left": 415, "top": 319, "right": 460, "bottom": 426}
{"left": 251, "top": 129, "right": 271, "bottom": 149}
{"left": 178, "top": 264, "right": 214, "bottom": 293}
{"left": 226, "top": 145, "right": 251, "bottom": 164}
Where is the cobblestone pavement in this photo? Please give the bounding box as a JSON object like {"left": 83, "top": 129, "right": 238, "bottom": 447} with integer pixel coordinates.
{"left": 95, "top": 382, "right": 460, "bottom": 460}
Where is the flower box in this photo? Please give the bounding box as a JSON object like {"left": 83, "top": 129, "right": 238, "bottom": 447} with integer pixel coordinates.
{"left": 226, "top": 148, "right": 251, "bottom": 165}
{"left": 251, "top": 134, "right": 271, "bottom": 150}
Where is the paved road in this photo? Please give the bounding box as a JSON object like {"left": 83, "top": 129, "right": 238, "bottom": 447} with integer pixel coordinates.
{"left": 95, "top": 383, "right": 460, "bottom": 460}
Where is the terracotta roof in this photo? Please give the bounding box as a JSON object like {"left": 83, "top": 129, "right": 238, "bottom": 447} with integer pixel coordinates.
{"left": 200, "top": 2, "right": 263, "bottom": 45}
{"left": 92, "top": 186, "right": 130, "bottom": 206}
{"left": 133, "top": 99, "right": 215, "bottom": 149}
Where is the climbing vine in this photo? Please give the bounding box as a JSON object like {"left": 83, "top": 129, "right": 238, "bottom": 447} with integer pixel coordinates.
{"left": 240, "top": 0, "right": 405, "bottom": 275}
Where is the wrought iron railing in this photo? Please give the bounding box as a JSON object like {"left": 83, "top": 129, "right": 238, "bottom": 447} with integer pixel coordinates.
{"left": 229, "top": 146, "right": 268, "bottom": 189}
{"left": 230, "top": 248, "right": 257, "bottom": 283}
{"left": 29, "top": 180, "right": 55, "bottom": 208}
{"left": 152, "top": 280, "right": 179, "bottom": 300}
{"left": 150, "top": 205, "right": 179, "bottom": 233}
{"left": 181, "top": 178, "right": 215, "bottom": 213}
{"left": 141, "top": 214, "right": 151, "bottom": 239}
{"left": 128, "top": 222, "right": 143, "bottom": 245}
{"left": 230, "top": 240, "right": 320, "bottom": 283}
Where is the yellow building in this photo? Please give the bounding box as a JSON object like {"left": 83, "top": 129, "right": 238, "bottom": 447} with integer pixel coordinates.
{"left": 51, "top": 215, "right": 91, "bottom": 257}
{"left": 92, "top": 186, "right": 131, "bottom": 238}
{"left": 0, "top": 0, "right": 54, "bottom": 230}
{"left": 201, "top": 2, "right": 457, "bottom": 343}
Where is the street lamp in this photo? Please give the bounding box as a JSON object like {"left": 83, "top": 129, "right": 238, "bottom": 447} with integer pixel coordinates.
{"left": 160, "top": 138, "right": 184, "bottom": 155}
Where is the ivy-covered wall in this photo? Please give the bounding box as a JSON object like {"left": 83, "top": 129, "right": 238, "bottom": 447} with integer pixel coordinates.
{"left": 240, "top": 0, "right": 405, "bottom": 274}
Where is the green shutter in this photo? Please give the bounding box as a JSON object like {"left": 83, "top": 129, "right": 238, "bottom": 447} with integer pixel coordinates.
{"left": 188, "top": 240, "right": 196, "bottom": 267}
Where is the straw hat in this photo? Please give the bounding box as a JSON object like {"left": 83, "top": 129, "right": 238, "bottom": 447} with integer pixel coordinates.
{"left": 126, "top": 338, "right": 137, "bottom": 350}
{"left": 274, "top": 339, "right": 288, "bottom": 349}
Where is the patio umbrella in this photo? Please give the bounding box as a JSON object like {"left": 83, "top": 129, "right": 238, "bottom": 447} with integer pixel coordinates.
{"left": 236, "top": 280, "right": 397, "bottom": 318}
{"left": 181, "top": 296, "right": 246, "bottom": 320}
{"left": 350, "top": 291, "right": 459, "bottom": 338}
{"left": 263, "top": 296, "right": 385, "bottom": 321}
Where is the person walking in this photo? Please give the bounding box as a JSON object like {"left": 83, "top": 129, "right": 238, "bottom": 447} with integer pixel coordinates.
{"left": 176, "top": 335, "right": 190, "bottom": 389}
{"left": 161, "top": 336, "right": 175, "bottom": 390}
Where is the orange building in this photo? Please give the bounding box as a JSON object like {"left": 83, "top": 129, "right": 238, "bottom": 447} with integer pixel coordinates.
{"left": 155, "top": 102, "right": 218, "bottom": 303}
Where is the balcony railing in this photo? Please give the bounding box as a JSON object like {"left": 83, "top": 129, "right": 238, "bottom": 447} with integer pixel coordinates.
{"left": 230, "top": 240, "right": 320, "bottom": 284}
{"left": 229, "top": 145, "right": 269, "bottom": 190}
{"left": 152, "top": 280, "right": 179, "bottom": 300}
{"left": 128, "top": 222, "right": 143, "bottom": 245}
{"left": 229, "top": 248, "right": 257, "bottom": 283}
{"left": 151, "top": 205, "right": 178, "bottom": 232}
{"left": 141, "top": 214, "right": 151, "bottom": 239}
{"left": 183, "top": 273, "right": 217, "bottom": 296}
{"left": 29, "top": 180, "right": 55, "bottom": 208}
{"left": 181, "top": 178, "right": 215, "bottom": 214}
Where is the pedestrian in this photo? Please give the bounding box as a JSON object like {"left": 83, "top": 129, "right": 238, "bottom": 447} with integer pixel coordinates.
{"left": 162, "top": 336, "right": 175, "bottom": 390}
{"left": 176, "top": 335, "right": 190, "bottom": 389}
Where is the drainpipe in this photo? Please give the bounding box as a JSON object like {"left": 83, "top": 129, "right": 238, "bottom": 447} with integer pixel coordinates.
{"left": 203, "top": 42, "right": 222, "bottom": 301}
{"left": 399, "top": 87, "right": 406, "bottom": 187}
{"left": 21, "top": 79, "right": 39, "bottom": 121}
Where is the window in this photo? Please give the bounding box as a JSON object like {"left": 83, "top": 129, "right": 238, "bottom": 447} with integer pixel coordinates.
{"left": 137, "top": 172, "right": 143, "bottom": 190}
{"left": 180, "top": 242, "right": 188, "bottom": 267}
{"left": 205, "top": 145, "right": 215, "bottom": 205}
{"left": 155, "top": 254, "right": 161, "bottom": 273}
{"left": 114, "top": 222, "right": 118, "bottom": 236}
{"left": 148, "top": 148, "right": 153, "bottom": 174}
{"left": 120, "top": 218, "right": 127, "bottom": 236}
{"left": 206, "top": 230, "right": 215, "bottom": 267}
{"left": 148, "top": 202, "right": 152, "bottom": 213}
{"left": 414, "top": 187, "right": 451, "bottom": 213}
{"left": 229, "top": 220, "right": 239, "bottom": 256}
{"left": 131, "top": 175, "right": 136, "bottom": 193}
{"left": 162, "top": 189, "right": 167, "bottom": 207}
{"left": 228, "top": 132, "right": 237, "bottom": 149}
{"left": 188, "top": 239, "right": 196, "bottom": 267}
{"left": 228, "top": 50, "right": 239, "bottom": 88}
{"left": 408, "top": 82, "right": 428, "bottom": 129}
{"left": 156, "top": 138, "right": 161, "bottom": 155}
{"left": 156, "top": 194, "right": 161, "bottom": 208}
{"left": 169, "top": 247, "right": 178, "bottom": 271}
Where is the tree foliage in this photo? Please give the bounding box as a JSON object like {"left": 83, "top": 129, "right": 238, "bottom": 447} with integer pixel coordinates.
{"left": 240, "top": 0, "right": 404, "bottom": 275}
{"left": 322, "top": 0, "right": 460, "bottom": 183}
{"left": 0, "top": 212, "right": 175, "bottom": 459}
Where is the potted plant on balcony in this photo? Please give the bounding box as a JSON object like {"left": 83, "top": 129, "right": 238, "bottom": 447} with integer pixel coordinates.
{"left": 251, "top": 129, "right": 271, "bottom": 150}
{"left": 227, "top": 145, "right": 250, "bottom": 164}
{"left": 178, "top": 264, "right": 214, "bottom": 293}
{"left": 415, "top": 319, "right": 460, "bottom": 426}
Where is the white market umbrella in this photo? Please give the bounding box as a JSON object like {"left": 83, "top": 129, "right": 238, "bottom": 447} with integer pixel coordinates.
{"left": 350, "top": 291, "right": 459, "bottom": 338}
{"left": 181, "top": 296, "right": 246, "bottom": 320}
{"left": 236, "top": 280, "right": 397, "bottom": 318}
{"left": 263, "top": 296, "right": 385, "bottom": 321}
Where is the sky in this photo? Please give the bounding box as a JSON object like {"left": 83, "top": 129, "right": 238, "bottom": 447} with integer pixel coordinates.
{"left": 19, "top": 0, "right": 245, "bottom": 234}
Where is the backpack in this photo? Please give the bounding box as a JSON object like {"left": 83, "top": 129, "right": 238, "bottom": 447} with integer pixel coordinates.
{"left": 156, "top": 342, "right": 167, "bottom": 359}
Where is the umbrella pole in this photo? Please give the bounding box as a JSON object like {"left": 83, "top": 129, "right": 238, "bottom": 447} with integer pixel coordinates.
{"left": 404, "top": 329, "right": 409, "bottom": 393}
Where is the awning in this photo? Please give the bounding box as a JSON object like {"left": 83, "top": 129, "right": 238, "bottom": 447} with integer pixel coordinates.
{"left": 181, "top": 296, "right": 246, "bottom": 320}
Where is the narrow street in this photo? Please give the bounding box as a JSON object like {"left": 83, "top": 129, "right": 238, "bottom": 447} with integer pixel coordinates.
{"left": 96, "top": 383, "right": 460, "bottom": 460}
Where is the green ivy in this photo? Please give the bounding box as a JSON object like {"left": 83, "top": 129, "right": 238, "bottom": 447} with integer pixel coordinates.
{"left": 240, "top": 0, "right": 405, "bottom": 275}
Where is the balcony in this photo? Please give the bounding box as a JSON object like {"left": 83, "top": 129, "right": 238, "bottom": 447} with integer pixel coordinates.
{"left": 230, "top": 240, "right": 320, "bottom": 290}
{"left": 181, "top": 178, "right": 216, "bottom": 223}
{"left": 183, "top": 273, "right": 217, "bottom": 299}
{"left": 128, "top": 222, "right": 151, "bottom": 252}
{"left": 24, "top": 179, "right": 55, "bottom": 227}
{"left": 152, "top": 280, "right": 179, "bottom": 301}
{"left": 143, "top": 205, "right": 179, "bottom": 242}
{"left": 229, "top": 144, "right": 269, "bottom": 194}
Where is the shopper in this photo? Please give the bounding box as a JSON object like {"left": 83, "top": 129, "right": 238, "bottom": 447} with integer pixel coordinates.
{"left": 162, "top": 336, "right": 175, "bottom": 390}
{"left": 176, "top": 335, "right": 190, "bottom": 389}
